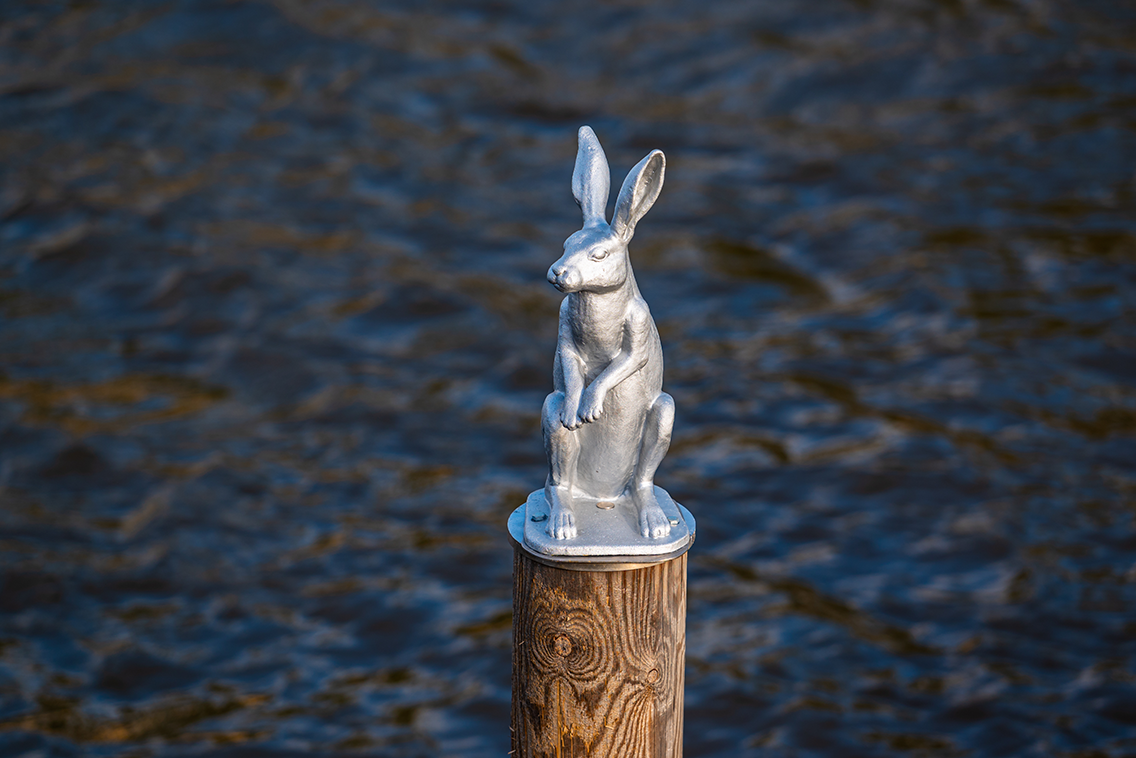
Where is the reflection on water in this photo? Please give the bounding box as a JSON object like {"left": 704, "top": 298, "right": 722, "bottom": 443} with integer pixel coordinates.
{"left": 2, "top": 0, "right": 1135, "bottom": 756}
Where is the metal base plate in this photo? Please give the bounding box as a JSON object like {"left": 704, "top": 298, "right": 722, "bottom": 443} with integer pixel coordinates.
{"left": 514, "top": 487, "right": 694, "bottom": 559}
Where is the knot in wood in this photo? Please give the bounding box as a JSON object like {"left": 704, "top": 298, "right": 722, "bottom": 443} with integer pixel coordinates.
{"left": 647, "top": 668, "right": 660, "bottom": 684}
{"left": 553, "top": 634, "right": 573, "bottom": 657}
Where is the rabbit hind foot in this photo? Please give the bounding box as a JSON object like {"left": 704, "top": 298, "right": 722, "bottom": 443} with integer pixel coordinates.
{"left": 634, "top": 485, "right": 672, "bottom": 539}
{"left": 545, "top": 486, "right": 578, "bottom": 540}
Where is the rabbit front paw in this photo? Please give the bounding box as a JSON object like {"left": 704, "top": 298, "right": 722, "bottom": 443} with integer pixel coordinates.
{"left": 561, "top": 400, "right": 582, "bottom": 430}
{"left": 576, "top": 386, "right": 606, "bottom": 424}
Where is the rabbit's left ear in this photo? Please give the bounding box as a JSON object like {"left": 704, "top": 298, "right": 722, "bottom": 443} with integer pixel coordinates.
{"left": 611, "top": 150, "right": 665, "bottom": 242}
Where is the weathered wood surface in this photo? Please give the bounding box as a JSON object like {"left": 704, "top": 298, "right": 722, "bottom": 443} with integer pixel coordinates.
{"left": 511, "top": 548, "right": 686, "bottom": 758}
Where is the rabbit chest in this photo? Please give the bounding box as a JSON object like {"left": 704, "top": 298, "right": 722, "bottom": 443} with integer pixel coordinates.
{"left": 566, "top": 295, "right": 630, "bottom": 373}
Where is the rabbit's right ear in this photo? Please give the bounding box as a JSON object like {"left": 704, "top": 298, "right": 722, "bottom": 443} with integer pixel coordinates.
{"left": 572, "top": 126, "right": 610, "bottom": 226}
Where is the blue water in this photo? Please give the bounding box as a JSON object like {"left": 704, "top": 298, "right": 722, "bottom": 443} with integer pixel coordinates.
{"left": 1, "top": 1, "right": 1135, "bottom": 756}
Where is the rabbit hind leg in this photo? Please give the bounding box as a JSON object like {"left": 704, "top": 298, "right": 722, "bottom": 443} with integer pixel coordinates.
{"left": 542, "top": 391, "right": 579, "bottom": 540}
{"left": 632, "top": 392, "right": 675, "bottom": 539}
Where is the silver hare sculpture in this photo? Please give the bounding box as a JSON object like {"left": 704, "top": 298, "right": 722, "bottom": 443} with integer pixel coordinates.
{"left": 543, "top": 126, "right": 674, "bottom": 541}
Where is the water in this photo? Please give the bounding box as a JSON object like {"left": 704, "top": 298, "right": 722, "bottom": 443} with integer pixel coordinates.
{"left": 1, "top": 0, "right": 1135, "bottom": 756}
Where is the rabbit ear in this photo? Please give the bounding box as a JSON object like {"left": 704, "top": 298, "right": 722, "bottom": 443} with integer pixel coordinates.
{"left": 572, "top": 126, "right": 610, "bottom": 225}
{"left": 611, "top": 149, "right": 665, "bottom": 242}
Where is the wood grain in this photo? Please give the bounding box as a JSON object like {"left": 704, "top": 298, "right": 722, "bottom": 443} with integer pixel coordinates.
{"left": 512, "top": 547, "right": 686, "bottom": 758}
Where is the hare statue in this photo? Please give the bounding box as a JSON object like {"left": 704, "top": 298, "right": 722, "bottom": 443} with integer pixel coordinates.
{"left": 542, "top": 126, "right": 675, "bottom": 541}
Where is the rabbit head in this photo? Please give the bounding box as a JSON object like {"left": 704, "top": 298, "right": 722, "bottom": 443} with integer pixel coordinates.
{"left": 547, "top": 126, "right": 666, "bottom": 294}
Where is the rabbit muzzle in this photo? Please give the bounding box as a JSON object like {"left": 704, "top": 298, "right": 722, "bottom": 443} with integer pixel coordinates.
{"left": 547, "top": 264, "right": 578, "bottom": 292}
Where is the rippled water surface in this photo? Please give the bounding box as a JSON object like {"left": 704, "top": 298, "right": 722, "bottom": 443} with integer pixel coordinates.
{"left": 2, "top": 1, "right": 1136, "bottom": 756}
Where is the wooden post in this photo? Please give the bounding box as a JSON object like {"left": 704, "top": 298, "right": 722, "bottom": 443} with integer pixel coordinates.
{"left": 511, "top": 544, "right": 687, "bottom": 758}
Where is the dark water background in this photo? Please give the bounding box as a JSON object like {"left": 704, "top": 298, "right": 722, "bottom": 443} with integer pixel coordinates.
{"left": 2, "top": 0, "right": 1136, "bottom": 756}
